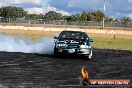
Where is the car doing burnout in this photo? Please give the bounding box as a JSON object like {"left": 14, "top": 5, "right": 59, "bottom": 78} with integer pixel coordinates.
{"left": 54, "top": 30, "right": 93, "bottom": 59}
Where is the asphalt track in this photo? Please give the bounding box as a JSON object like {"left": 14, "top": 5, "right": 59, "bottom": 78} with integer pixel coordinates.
{"left": 0, "top": 49, "right": 132, "bottom": 88}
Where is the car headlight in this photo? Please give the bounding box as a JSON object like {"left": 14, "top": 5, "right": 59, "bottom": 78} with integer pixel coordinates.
{"left": 56, "top": 44, "right": 68, "bottom": 47}
{"left": 80, "top": 45, "right": 91, "bottom": 48}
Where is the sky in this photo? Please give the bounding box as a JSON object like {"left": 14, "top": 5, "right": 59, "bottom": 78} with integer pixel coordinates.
{"left": 0, "top": 0, "right": 132, "bottom": 19}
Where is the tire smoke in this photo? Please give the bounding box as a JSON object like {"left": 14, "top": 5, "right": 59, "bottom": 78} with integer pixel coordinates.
{"left": 0, "top": 34, "right": 55, "bottom": 54}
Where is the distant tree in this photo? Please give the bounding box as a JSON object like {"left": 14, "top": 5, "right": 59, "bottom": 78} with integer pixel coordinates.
{"left": 63, "top": 10, "right": 107, "bottom": 25}
{"left": 120, "top": 16, "right": 132, "bottom": 27}
{"left": 44, "top": 11, "right": 62, "bottom": 20}
{"left": 87, "top": 12, "right": 94, "bottom": 21}
{"left": 0, "top": 6, "right": 27, "bottom": 20}
{"left": 25, "top": 14, "right": 44, "bottom": 20}
{"left": 80, "top": 12, "right": 87, "bottom": 22}
{"left": 121, "top": 17, "right": 131, "bottom": 24}
{"left": 90, "top": 10, "right": 104, "bottom": 22}
{"left": 75, "top": 14, "right": 81, "bottom": 21}
{"left": 62, "top": 15, "right": 69, "bottom": 21}
{"left": 66, "top": 10, "right": 105, "bottom": 22}
{"left": 105, "top": 17, "right": 113, "bottom": 22}
{"left": 0, "top": 6, "right": 119, "bottom": 25}
{"left": 114, "top": 19, "right": 120, "bottom": 22}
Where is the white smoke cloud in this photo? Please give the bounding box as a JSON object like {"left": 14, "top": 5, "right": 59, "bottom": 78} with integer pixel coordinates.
{"left": 0, "top": 34, "right": 55, "bottom": 54}
{"left": 27, "top": 7, "right": 44, "bottom": 14}
{"left": 128, "top": 0, "right": 132, "bottom": 3}
{"left": 15, "top": 0, "right": 41, "bottom": 5}
{"left": 47, "top": 5, "right": 70, "bottom": 16}
{"left": 26, "top": 5, "right": 70, "bottom": 15}
{"left": 127, "top": 13, "right": 132, "bottom": 19}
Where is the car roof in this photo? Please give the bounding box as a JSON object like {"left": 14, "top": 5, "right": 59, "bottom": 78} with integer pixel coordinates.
{"left": 60, "top": 30, "right": 89, "bottom": 37}
{"left": 62, "top": 30, "right": 86, "bottom": 33}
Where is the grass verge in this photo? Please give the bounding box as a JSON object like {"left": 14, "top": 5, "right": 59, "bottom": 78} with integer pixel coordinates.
{"left": 92, "top": 37, "right": 132, "bottom": 51}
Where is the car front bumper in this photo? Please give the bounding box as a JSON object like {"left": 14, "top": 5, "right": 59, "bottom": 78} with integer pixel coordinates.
{"left": 56, "top": 48, "right": 91, "bottom": 55}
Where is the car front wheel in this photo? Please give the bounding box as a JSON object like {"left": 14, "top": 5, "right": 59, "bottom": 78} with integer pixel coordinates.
{"left": 85, "top": 51, "right": 92, "bottom": 60}
{"left": 54, "top": 48, "right": 59, "bottom": 57}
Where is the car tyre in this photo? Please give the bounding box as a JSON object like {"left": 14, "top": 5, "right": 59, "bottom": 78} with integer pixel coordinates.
{"left": 54, "top": 48, "right": 59, "bottom": 57}
{"left": 85, "top": 51, "right": 92, "bottom": 60}
{"left": 89, "top": 51, "right": 92, "bottom": 59}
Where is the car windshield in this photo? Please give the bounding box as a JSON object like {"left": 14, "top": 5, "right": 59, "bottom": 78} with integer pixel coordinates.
{"left": 59, "top": 31, "right": 87, "bottom": 40}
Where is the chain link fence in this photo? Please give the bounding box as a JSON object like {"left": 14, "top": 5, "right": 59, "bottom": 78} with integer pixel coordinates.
{"left": 0, "top": 19, "right": 132, "bottom": 28}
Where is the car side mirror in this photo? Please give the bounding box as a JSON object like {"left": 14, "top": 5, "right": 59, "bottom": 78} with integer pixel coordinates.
{"left": 90, "top": 39, "right": 93, "bottom": 42}
{"left": 54, "top": 36, "right": 59, "bottom": 43}
{"left": 54, "top": 36, "right": 58, "bottom": 39}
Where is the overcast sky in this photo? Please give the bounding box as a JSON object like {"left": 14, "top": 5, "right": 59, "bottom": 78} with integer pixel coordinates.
{"left": 0, "top": 0, "right": 132, "bottom": 19}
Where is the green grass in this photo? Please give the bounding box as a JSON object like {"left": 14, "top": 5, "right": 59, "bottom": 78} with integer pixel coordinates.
{"left": 92, "top": 37, "right": 132, "bottom": 51}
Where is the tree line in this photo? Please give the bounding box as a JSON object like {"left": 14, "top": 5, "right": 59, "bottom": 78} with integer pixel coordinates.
{"left": 0, "top": 6, "right": 131, "bottom": 24}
